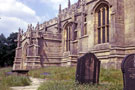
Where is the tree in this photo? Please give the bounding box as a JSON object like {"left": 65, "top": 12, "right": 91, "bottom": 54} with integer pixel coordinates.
{"left": 6, "top": 32, "right": 18, "bottom": 66}
{"left": 0, "top": 33, "right": 17, "bottom": 67}
{"left": 0, "top": 34, "right": 8, "bottom": 67}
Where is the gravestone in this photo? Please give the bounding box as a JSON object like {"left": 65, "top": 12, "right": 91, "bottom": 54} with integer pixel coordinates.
{"left": 76, "top": 53, "right": 100, "bottom": 84}
{"left": 12, "top": 70, "right": 29, "bottom": 76}
{"left": 121, "top": 54, "right": 135, "bottom": 90}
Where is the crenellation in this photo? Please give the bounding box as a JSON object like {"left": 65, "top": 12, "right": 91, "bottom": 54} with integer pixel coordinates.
{"left": 40, "top": 2, "right": 78, "bottom": 30}
{"left": 43, "top": 17, "right": 58, "bottom": 28}
{"left": 43, "top": 31, "right": 61, "bottom": 40}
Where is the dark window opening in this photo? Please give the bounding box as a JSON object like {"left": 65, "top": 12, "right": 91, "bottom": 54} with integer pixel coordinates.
{"left": 103, "top": 8, "right": 105, "bottom": 25}
{"left": 107, "top": 26, "right": 109, "bottom": 42}
{"left": 102, "top": 27, "right": 105, "bottom": 43}
{"left": 98, "top": 28, "right": 101, "bottom": 44}
{"left": 82, "top": 15, "right": 87, "bottom": 36}
{"left": 98, "top": 11, "right": 101, "bottom": 27}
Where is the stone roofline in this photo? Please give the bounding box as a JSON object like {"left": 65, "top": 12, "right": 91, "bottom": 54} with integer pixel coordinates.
{"left": 18, "top": 0, "right": 97, "bottom": 36}
{"left": 41, "top": 0, "right": 98, "bottom": 28}
{"left": 41, "top": 1, "right": 79, "bottom": 28}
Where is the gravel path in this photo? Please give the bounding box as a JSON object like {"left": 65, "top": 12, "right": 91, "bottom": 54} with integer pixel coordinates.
{"left": 10, "top": 77, "right": 45, "bottom": 90}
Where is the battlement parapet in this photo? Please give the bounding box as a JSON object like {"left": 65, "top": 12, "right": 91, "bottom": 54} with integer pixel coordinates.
{"left": 41, "top": 2, "right": 78, "bottom": 28}
{"left": 43, "top": 17, "right": 58, "bottom": 27}
{"left": 60, "top": 3, "right": 77, "bottom": 15}
{"left": 19, "top": 1, "right": 80, "bottom": 36}
{"left": 43, "top": 31, "right": 62, "bottom": 40}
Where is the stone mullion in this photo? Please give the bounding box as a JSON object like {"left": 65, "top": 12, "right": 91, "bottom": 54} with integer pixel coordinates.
{"left": 105, "top": 7, "right": 107, "bottom": 43}
{"left": 27, "top": 46, "right": 30, "bottom": 56}
{"left": 65, "top": 30, "right": 66, "bottom": 51}
{"left": 64, "top": 30, "right": 66, "bottom": 51}
{"left": 66, "top": 29, "right": 68, "bottom": 51}
{"left": 71, "top": 23, "right": 75, "bottom": 55}
{"left": 68, "top": 27, "right": 69, "bottom": 51}
{"left": 68, "top": 26, "right": 70, "bottom": 51}
{"left": 101, "top": 8, "right": 103, "bottom": 43}
{"left": 96, "top": 12, "right": 99, "bottom": 44}
{"left": 67, "top": 27, "right": 69, "bottom": 51}
{"left": 67, "top": 27, "right": 68, "bottom": 51}
{"left": 72, "top": 23, "right": 75, "bottom": 41}
{"left": 68, "top": 26, "right": 71, "bottom": 51}
{"left": 107, "top": 7, "right": 109, "bottom": 42}
{"left": 81, "top": 17, "right": 84, "bottom": 36}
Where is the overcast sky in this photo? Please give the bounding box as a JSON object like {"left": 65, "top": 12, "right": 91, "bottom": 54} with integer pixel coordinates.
{"left": 0, "top": 0, "right": 77, "bottom": 37}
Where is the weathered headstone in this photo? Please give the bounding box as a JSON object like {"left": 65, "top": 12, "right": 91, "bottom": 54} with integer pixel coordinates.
{"left": 76, "top": 53, "right": 100, "bottom": 84}
{"left": 121, "top": 54, "right": 135, "bottom": 90}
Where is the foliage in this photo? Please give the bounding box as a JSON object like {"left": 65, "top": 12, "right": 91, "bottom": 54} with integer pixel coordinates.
{"left": 28, "top": 67, "right": 123, "bottom": 90}
{"left": 0, "top": 67, "right": 31, "bottom": 90}
{"left": 0, "top": 33, "right": 17, "bottom": 67}
{"left": 0, "top": 34, "right": 7, "bottom": 67}
{"left": 3, "top": 75, "right": 31, "bottom": 86}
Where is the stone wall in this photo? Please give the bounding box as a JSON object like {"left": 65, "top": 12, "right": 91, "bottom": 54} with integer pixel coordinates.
{"left": 124, "top": 0, "right": 135, "bottom": 46}
{"left": 13, "top": 0, "right": 135, "bottom": 70}
{"left": 39, "top": 33, "right": 62, "bottom": 66}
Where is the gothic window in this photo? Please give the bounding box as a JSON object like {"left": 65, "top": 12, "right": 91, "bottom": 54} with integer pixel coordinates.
{"left": 23, "top": 43, "right": 28, "bottom": 59}
{"left": 64, "top": 22, "right": 77, "bottom": 51}
{"left": 96, "top": 4, "right": 109, "bottom": 44}
{"left": 82, "top": 15, "right": 87, "bottom": 36}
{"left": 84, "top": 15, "right": 87, "bottom": 35}
{"left": 74, "top": 30, "right": 77, "bottom": 40}
{"left": 73, "top": 24, "right": 77, "bottom": 40}
{"left": 65, "top": 25, "right": 71, "bottom": 51}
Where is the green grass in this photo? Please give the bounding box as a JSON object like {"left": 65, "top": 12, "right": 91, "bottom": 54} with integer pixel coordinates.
{"left": 38, "top": 80, "right": 122, "bottom": 90}
{"left": 29, "top": 66, "right": 123, "bottom": 90}
{"left": 29, "top": 66, "right": 76, "bottom": 80}
{"left": 0, "top": 67, "right": 123, "bottom": 90}
{"left": 0, "top": 67, "right": 31, "bottom": 90}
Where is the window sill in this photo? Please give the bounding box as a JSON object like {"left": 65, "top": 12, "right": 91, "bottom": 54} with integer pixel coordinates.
{"left": 80, "top": 35, "right": 88, "bottom": 39}
{"left": 74, "top": 29, "right": 78, "bottom": 32}
{"left": 84, "top": 22, "right": 87, "bottom": 24}
{"left": 93, "top": 43, "right": 110, "bottom": 50}
{"left": 72, "top": 40, "right": 78, "bottom": 43}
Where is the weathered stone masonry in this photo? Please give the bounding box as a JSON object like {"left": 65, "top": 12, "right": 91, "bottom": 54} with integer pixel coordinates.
{"left": 13, "top": 0, "right": 135, "bottom": 70}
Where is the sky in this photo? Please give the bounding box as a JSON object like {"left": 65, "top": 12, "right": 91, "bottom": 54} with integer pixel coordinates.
{"left": 0, "top": 0, "right": 77, "bottom": 37}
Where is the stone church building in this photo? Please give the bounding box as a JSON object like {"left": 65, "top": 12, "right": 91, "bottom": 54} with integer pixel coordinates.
{"left": 13, "top": 0, "right": 135, "bottom": 70}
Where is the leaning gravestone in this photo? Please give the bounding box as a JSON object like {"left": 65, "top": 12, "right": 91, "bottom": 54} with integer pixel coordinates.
{"left": 121, "top": 54, "right": 135, "bottom": 90}
{"left": 76, "top": 53, "right": 100, "bottom": 84}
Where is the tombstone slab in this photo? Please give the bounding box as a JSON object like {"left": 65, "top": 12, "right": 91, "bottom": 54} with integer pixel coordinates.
{"left": 121, "top": 54, "right": 135, "bottom": 90}
{"left": 76, "top": 53, "right": 100, "bottom": 84}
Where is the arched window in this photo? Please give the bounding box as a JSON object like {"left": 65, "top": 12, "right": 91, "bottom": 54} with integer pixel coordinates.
{"left": 84, "top": 15, "right": 87, "bottom": 35}
{"left": 96, "top": 4, "right": 109, "bottom": 44}
{"left": 65, "top": 25, "right": 71, "bottom": 51}
{"left": 64, "top": 22, "right": 77, "bottom": 51}
{"left": 73, "top": 23, "right": 77, "bottom": 40}
{"left": 81, "top": 15, "right": 87, "bottom": 36}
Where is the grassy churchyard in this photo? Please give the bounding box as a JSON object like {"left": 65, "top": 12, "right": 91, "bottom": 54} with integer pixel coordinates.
{"left": 0, "top": 66, "right": 123, "bottom": 90}
{"left": 0, "top": 67, "right": 31, "bottom": 90}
